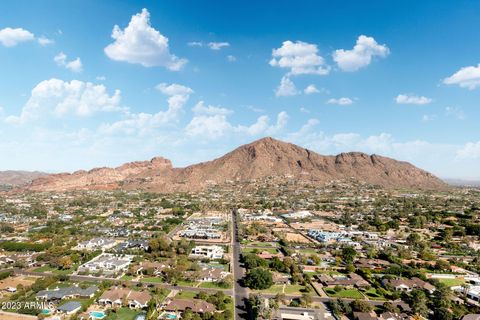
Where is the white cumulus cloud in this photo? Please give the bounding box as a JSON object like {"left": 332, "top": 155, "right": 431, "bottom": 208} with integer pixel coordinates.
{"left": 275, "top": 76, "right": 298, "bottom": 97}
{"left": 327, "top": 97, "right": 353, "bottom": 105}
{"left": 443, "top": 64, "right": 480, "bottom": 90}
{"left": 54, "top": 52, "right": 83, "bottom": 73}
{"left": 395, "top": 94, "right": 432, "bottom": 105}
{"left": 333, "top": 35, "right": 389, "bottom": 72}
{"left": 38, "top": 36, "right": 54, "bottom": 46}
{"left": 208, "top": 42, "right": 230, "bottom": 50}
{"left": 192, "top": 101, "right": 232, "bottom": 116}
{"left": 6, "top": 79, "right": 122, "bottom": 124}
{"left": 100, "top": 83, "right": 193, "bottom": 135}
{"left": 304, "top": 84, "right": 320, "bottom": 95}
{"left": 270, "top": 40, "right": 329, "bottom": 76}
{"left": 457, "top": 142, "right": 480, "bottom": 160}
{"left": 185, "top": 115, "right": 232, "bottom": 139}
{"left": 104, "top": 8, "right": 187, "bottom": 70}
{"left": 186, "top": 111, "right": 288, "bottom": 140}
{"left": 0, "top": 27, "right": 35, "bottom": 47}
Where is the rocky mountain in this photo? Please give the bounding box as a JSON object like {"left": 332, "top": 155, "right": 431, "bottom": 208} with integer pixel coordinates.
{"left": 0, "top": 171, "right": 48, "bottom": 187}
{"left": 26, "top": 137, "right": 446, "bottom": 192}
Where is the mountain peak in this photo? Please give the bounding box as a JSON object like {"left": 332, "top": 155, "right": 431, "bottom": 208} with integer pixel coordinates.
{"left": 24, "top": 137, "right": 446, "bottom": 192}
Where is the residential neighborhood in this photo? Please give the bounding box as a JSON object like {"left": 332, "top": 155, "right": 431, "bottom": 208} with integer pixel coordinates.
{"left": 0, "top": 180, "right": 479, "bottom": 320}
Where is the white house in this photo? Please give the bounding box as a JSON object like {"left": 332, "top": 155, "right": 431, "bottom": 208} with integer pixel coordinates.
{"left": 190, "top": 245, "right": 224, "bottom": 259}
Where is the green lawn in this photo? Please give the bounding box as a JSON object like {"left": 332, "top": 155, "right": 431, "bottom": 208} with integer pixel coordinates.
{"left": 120, "top": 275, "right": 134, "bottom": 281}
{"left": 199, "top": 281, "right": 231, "bottom": 289}
{"left": 243, "top": 247, "right": 278, "bottom": 254}
{"left": 324, "top": 288, "right": 364, "bottom": 299}
{"left": 296, "top": 248, "right": 318, "bottom": 255}
{"left": 437, "top": 278, "right": 465, "bottom": 287}
{"left": 176, "top": 291, "right": 198, "bottom": 299}
{"left": 176, "top": 280, "right": 199, "bottom": 287}
{"left": 364, "top": 288, "right": 388, "bottom": 300}
{"left": 106, "top": 307, "right": 140, "bottom": 320}
{"left": 245, "top": 241, "right": 275, "bottom": 247}
{"left": 157, "top": 289, "right": 171, "bottom": 302}
{"left": 141, "top": 276, "right": 164, "bottom": 283}
{"left": 254, "top": 284, "right": 285, "bottom": 294}
{"left": 284, "top": 284, "right": 309, "bottom": 295}
{"left": 33, "top": 265, "right": 77, "bottom": 275}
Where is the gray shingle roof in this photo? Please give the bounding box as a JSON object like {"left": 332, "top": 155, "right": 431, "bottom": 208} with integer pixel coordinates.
{"left": 36, "top": 285, "right": 98, "bottom": 300}
{"left": 58, "top": 301, "right": 81, "bottom": 312}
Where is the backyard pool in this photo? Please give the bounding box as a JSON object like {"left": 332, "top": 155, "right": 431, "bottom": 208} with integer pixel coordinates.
{"left": 90, "top": 311, "right": 106, "bottom": 319}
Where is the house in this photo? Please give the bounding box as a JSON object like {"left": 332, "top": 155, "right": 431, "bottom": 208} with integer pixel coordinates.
{"left": 114, "top": 239, "right": 150, "bottom": 252}
{"left": 197, "top": 267, "right": 230, "bottom": 282}
{"left": 354, "top": 312, "right": 379, "bottom": 320}
{"left": 301, "top": 265, "right": 324, "bottom": 273}
{"left": 462, "top": 315, "right": 480, "bottom": 320}
{"left": 382, "top": 277, "right": 435, "bottom": 293}
{"left": 272, "top": 272, "right": 290, "bottom": 284}
{"left": 180, "top": 229, "right": 221, "bottom": 240}
{"left": 355, "top": 258, "right": 391, "bottom": 270}
{"left": 36, "top": 285, "right": 98, "bottom": 301}
{"left": 307, "top": 230, "right": 345, "bottom": 242}
{"left": 380, "top": 312, "right": 411, "bottom": 320}
{"left": 98, "top": 287, "right": 152, "bottom": 309}
{"left": 282, "top": 211, "right": 312, "bottom": 219}
{"left": 318, "top": 273, "right": 369, "bottom": 288}
{"left": 164, "top": 298, "right": 216, "bottom": 314}
{"left": 3, "top": 253, "right": 40, "bottom": 267}
{"left": 57, "top": 301, "right": 82, "bottom": 315}
{"left": 242, "top": 213, "right": 282, "bottom": 223}
{"left": 460, "top": 286, "right": 480, "bottom": 304}
{"left": 190, "top": 245, "right": 224, "bottom": 260}
{"left": 98, "top": 287, "right": 131, "bottom": 306}
{"left": 75, "top": 238, "right": 117, "bottom": 251}
{"left": 280, "top": 312, "right": 314, "bottom": 320}
{"left": 0, "top": 256, "right": 15, "bottom": 266}
{"left": 77, "top": 253, "right": 133, "bottom": 275}
{"left": 179, "top": 217, "right": 225, "bottom": 240}
{"left": 134, "top": 261, "right": 170, "bottom": 276}
{"left": 128, "top": 290, "right": 152, "bottom": 309}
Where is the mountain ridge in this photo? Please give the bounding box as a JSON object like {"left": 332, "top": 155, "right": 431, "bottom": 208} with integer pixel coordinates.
{"left": 0, "top": 171, "right": 49, "bottom": 187}
{"left": 25, "top": 137, "right": 446, "bottom": 192}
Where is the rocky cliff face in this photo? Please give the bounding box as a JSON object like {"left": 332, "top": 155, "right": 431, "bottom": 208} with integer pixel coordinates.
{"left": 25, "top": 137, "right": 446, "bottom": 192}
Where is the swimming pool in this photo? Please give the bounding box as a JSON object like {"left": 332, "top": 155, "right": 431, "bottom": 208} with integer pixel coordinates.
{"left": 166, "top": 314, "right": 177, "bottom": 319}
{"left": 41, "top": 309, "right": 50, "bottom": 315}
{"left": 90, "top": 311, "right": 106, "bottom": 319}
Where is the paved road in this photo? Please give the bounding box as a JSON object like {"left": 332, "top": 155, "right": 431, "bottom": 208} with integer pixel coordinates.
{"left": 13, "top": 269, "right": 233, "bottom": 295}
{"left": 231, "top": 209, "right": 249, "bottom": 320}
{"left": 261, "top": 293, "right": 410, "bottom": 310}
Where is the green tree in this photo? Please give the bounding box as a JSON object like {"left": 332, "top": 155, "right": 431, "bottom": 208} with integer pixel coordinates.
{"left": 244, "top": 268, "right": 273, "bottom": 290}
{"left": 410, "top": 289, "right": 428, "bottom": 317}
{"left": 350, "top": 299, "right": 372, "bottom": 312}
{"left": 341, "top": 246, "right": 357, "bottom": 264}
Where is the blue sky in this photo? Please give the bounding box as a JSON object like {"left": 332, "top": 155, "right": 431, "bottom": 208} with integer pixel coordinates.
{"left": 1, "top": 0, "right": 480, "bottom": 179}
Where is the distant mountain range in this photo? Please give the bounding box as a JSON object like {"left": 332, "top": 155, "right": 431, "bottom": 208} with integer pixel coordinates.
{"left": 4, "top": 137, "right": 443, "bottom": 193}
{"left": 443, "top": 178, "right": 480, "bottom": 187}
{"left": 0, "top": 171, "right": 48, "bottom": 188}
